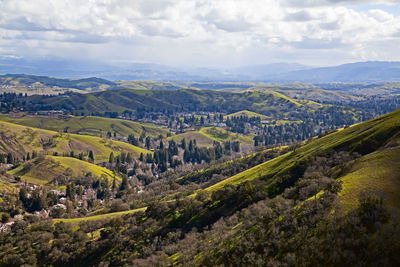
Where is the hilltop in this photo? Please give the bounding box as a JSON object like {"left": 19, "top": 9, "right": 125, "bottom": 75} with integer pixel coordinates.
{"left": 18, "top": 88, "right": 325, "bottom": 117}
{"left": 0, "top": 120, "right": 150, "bottom": 162}
{"left": 0, "top": 114, "right": 169, "bottom": 138}
{"left": 8, "top": 156, "right": 121, "bottom": 185}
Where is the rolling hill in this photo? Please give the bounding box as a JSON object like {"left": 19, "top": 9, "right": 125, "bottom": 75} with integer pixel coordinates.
{"left": 0, "top": 74, "right": 117, "bottom": 94}
{"left": 168, "top": 127, "right": 253, "bottom": 147}
{"left": 0, "top": 120, "right": 150, "bottom": 162}
{"left": 225, "top": 110, "right": 270, "bottom": 119}
{"left": 21, "top": 88, "right": 323, "bottom": 117}
{"left": 54, "top": 109, "right": 400, "bottom": 223}
{"left": 204, "top": 108, "right": 400, "bottom": 213}
{"left": 8, "top": 156, "right": 121, "bottom": 185}
{"left": 0, "top": 114, "right": 169, "bottom": 138}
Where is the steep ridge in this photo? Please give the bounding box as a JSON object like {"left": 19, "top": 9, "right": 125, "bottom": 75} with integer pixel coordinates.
{"left": 206, "top": 109, "right": 400, "bottom": 195}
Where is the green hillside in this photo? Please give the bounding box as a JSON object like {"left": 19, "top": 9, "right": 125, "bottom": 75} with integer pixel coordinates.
{"left": 8, "top": 156, "right": 121, "bottom": 185}
{"left": 225, "top": 110, "right": 270, "bottom": 119}
{"left": 22, "top": 88, "right": 326, "bottom": 116}
{"left": 338, "top": 143, "right": 400, "bottom": 216}
{"left": 0, "top": 115, "right": 169, "bottom": 138}
{"left": 168, "top": 127, "right": 253, "bottom": 147}
{"left": 0, "top": 120, "right": 150, "bottom": 162}
{"left": 206, "top": 109, "right": 400, "bottom": 193}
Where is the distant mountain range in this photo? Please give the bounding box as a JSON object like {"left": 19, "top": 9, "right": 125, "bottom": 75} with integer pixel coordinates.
{"left": 0, "top": 57, "right": 399, "bottom": 82}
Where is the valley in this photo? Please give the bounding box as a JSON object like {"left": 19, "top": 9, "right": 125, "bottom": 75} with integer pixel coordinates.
{"left": 0, "top": 75, "right": 399, "bottom": 266}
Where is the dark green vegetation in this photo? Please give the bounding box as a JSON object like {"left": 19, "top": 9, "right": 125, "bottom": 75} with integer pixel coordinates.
{"left": 0, "top": 88, "right": 333, "bottom": 116}
{"left": 0, "top": 107, "right": 399, "bottom": 266}
{"left": 0, "top": 114, "right": 168, "bottom": 138}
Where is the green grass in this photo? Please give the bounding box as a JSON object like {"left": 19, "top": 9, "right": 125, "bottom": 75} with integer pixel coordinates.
{"left": 53, "top": 207, "right": 147, "bottom": 224}
{"left": 225, "top": 110, "right": 270, "bottom": 119}
{"left": 0, "top": 114, "right": 169, "bottom": 138}
{"left": 205, "top": 109, "right": 400, "bottom": 192}
{"left": 338, "top": 144, "right": 400, "bottom": 217}
{"left": 0, "top": 120, "right": 151, "bottom": 162}
{"left": 168, "top": 127, "right": 253, "bottom": 147}
{"left": 199, "top": 127, "right": 254, "bottom": 145}
{"left": 168, "top": 131, "right": 216, "bottom": 147}
{"left": 8, "top": 156, "right": 121, "bottom": 184}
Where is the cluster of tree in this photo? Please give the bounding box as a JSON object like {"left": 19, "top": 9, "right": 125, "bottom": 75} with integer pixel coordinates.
{"left": 225, "top": 115, "right": 261, "bottom": 134}
{"left": 253, "top": 122, "right": 316, "bottom": 146}
{"left": 182, "top": 139, "right": 238, "bottom": 165}
{"left": 0, "top": 153, "right": 19, "bottom": 164}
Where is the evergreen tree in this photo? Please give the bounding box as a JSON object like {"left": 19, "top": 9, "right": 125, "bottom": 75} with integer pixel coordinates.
{"left": 109, "top": 152, "right": 115, "bottom": 164}
{"left": 88, "top": 150, "right": 94, "bottom": 162}
{"left": 119, "top": 176, "right": 129, "bottom": 191}
{"left": 145, "top": 136, "right": 151, "bottom": 149}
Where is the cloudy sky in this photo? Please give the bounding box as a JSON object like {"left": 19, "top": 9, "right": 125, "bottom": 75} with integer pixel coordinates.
{"left": 0, "top": 0, "right": 400, "bottom": 68}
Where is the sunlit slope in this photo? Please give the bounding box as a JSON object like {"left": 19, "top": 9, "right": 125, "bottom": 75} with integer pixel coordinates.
{"left": 225, "top": 110, "right": 270, "bottom": 119}
{"left": 206, "top": 109, "right": 400, "bottom": 192}
{"left": 53, "top": 207, "right": 147, "bottom": 224}
{"left": 0, "top": 115, "right": 169, "bottom": 138}
{"left": 0, "top": 120, "right": 150, "bottom": 162}
{"left": 8, "top": 156, "right": 121, "bottom": 185}
{"left": 338, "top": 144, "right": 400, "bottom": 216}
{"left": 169, "top": 127, "right": 253, "bottom": 147}
{"left": 26, "top": 88, "right": 328, "bottom": 116}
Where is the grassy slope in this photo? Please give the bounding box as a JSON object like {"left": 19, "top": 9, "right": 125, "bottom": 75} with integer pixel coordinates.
{"left": 168, "top": 127, "right": 253, "bottom": 147}
{"left": 59, "top": 110, "right": 400, "bottom": 221}
{"left": 338, "top": 144, "right": 400, "bottom": 216}
{"left": 53, "top": 207, "right": 147, "bottom": 224}
{"left": 168, "top": 131, "right": 215, "bottom": 147}
{"left": 28, "top": 88, "right": 327, "bottom": 117}
{"left": 225, "top": 110, "right": 270, "bottom": 119}
{"left": 206, "top": 109, "right": 400, "bottom": 192}
{"left": 199, "top": 127, "right": 254, "bottom": 145}
{"left": 0, "top": 115, "right": 169, "bottom": 138}
{"left": 8, "top": 156, "right": 121, "bottom": 184}
{"left": 0, "top": 120, "right": 150, "bottom": 162}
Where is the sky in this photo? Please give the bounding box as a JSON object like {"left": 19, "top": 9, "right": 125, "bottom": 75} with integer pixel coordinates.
{"left": 0, "top": 0, "right": 400, "bottom": 68}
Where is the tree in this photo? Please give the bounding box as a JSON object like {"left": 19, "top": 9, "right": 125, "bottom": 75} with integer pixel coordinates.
{"left": 6, "top": 153, "right": 13, "bottom": 164}
{"left": 119, "top": 176, "right": 129, "bottom": 191}
{"left": 31, "top": 188, "right": 47, "bottom": 211}
{"left": 145, "top": 136, "right": 151, "bottom": 149}
{"left": 88, "top": 150, "right": 94, "bottom": 162}
{"left": 66, "top": 183, "right": 76, "bottom": 201}
{"left": 109, "top": 152, "right": 115, "bottom": 164}
{"left": 1, "top": 213, "right": 10, "bottom": 223}
{"left": 181, "top": 138, "right": 186, "bottom": 150}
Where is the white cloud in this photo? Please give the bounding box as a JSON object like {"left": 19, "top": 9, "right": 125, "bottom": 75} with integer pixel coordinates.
{"left": 0, "top": 0, "right": 399, "bottom": 66}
